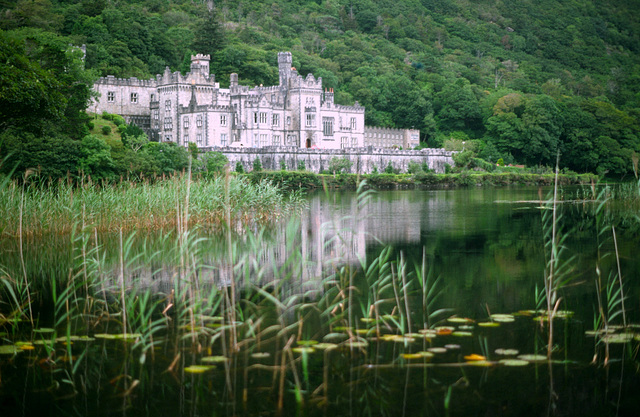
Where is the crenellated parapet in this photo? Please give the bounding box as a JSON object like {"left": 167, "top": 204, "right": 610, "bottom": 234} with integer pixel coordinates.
{"left": 95, "top": 75, "right": 158, "bottom": 88}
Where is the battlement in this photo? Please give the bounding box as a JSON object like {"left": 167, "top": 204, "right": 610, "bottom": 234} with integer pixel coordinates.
{"left": 95, "top": 75, "right": 158, "bottom": 88}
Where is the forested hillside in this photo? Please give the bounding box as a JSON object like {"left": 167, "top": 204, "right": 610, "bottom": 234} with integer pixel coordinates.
{"left": 1, "top": 0, "right": 640, "bottom": 177}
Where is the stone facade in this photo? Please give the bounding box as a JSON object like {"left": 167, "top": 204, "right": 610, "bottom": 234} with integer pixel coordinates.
{"left": 200, "top": 146, "right": 454, "bottom": 174}
{"left": 364, "top": 126, "right": 420, "bottom": 149}
{"left": 92, "top": 52, "right": 366, "bottom": 149}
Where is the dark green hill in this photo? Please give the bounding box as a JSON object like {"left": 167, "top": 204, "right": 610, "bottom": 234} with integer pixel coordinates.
{"left": 1, "top": 0, "right": 639, "bottom": 176}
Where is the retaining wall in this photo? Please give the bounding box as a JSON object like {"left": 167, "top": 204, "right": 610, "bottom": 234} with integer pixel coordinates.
{"left": 199, "top": 146, "right": 455, "bottom": 174}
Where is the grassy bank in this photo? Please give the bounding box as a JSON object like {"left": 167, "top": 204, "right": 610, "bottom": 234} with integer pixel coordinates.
{"left": 246, "top": 170, "right": 600, "bottom": 191}
{"left": 0, "top": 174, "right": 306, "bottom": 237}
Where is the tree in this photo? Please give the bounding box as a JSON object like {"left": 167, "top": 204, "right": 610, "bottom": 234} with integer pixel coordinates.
{"left": 192, "top": 10, "right": 225, "bottom": 62}
{"left": 203, "top": 152, "right": 228, "bottom": 176}
{"left": 78, "top": 134, "right": 114, "bottom": 178}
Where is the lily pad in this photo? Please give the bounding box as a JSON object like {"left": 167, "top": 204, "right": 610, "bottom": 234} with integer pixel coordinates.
{"left": 418, "top": 329, "right": 437, "bottom": 337}
{"left": 250, "top": 352, "right": 271, "bottom": 359}
{"left": 296, "top": 340, "right": 318, "bottom": 346}
{"left": 444, "top": 344, "right": 461, "bottom": 350}
{"left": 477, "top": 322, "right": 500, "bottom": 328}
{"left": 494, "top": 348, "right": 519, "bottom": 356}
{"left": 360, "top": 318, "right": 376, "bottom": 323}
{"left": 499, "top": 359, "right": 529, "bottom": 367}
{"left": 464, "top": 354, "right": 486, "bottom": 361}
{"left": 33, "top": 328, "right": 55, "bottom": 334}
{"left": 346, "top": 340, "right": 368, "bottom": 349}
{"left": 292, "top": 347, "right": 315, "bottom": 354}
{"left": 381, "top": 335, "right": 414, "bottom": 343}
{"left": 490, "top": 314, "right": 515, "bottom": 323}
{"left": 452, "top": 331, "right": 473, "bottom": 337}
{"left": 458, "top": 325, "right": 474, "bottom": 331}
{"left": 334, "top": 326, "right": 352, "bottom": 332}
{"left": 600, "top": 333, "right": 634, "bottom": 344}
{"left": 517, "top": 354, "right": 547, "bottom": 362}
{"left": 0, "top": 345, "right": 19, "bottom": 355}
{"left": 447, "top": 317, "right": 473, "bottom": 324}
{"left": 313, "top": 343, "right": 338, "bottom": 350}
{"left": 427, "top": 347, "right": 447, "bottom": 354}
{"left": 201, "top": 356, "right": 228, "bottom": 364}
{"left": 184, "top": 365, "right": 215, "bottom": 374}
{"left": 468, "top": 360, "right": 493, "bottom": 367}
{"left": 402, "top": 353, "right": 425, "bottom": 360}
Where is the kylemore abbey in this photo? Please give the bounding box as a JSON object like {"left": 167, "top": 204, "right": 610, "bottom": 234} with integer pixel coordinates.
{"left": 92, "top": 52, "right": 420, "bottom": 150}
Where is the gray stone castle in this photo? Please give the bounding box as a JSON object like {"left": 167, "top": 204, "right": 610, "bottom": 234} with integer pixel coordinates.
{"left": 91, "top": 52, "right": 419, "bottom": 150}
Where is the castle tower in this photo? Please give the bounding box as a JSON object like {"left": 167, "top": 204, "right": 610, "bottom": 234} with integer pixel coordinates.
{"left": 278, "top": 52, "right": 292, "bottom": 86}
{"left": 190, "top": 54, "right": 210, "bottom": 77}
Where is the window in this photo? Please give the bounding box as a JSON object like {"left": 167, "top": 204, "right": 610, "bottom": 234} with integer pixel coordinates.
{"left": 260, "top": 112, "right": 268, "bottom": 124}
{"left": 253, "top": 113, "right": 258, "bottom": 124}
{"left": 150, "top": 94, "right": 155, "bottom": 102}
{"left": 220, "top": 115, "right": 227, "bottom": 126}
{"left": 351, "top": 137, "right": 357, "bottom": 148}
{"left": 305, "top": 113, "right": 316, "bottom": 127}
{"left": 183, "top": 133, "right": 189, "bottom": 143}
{"left": 130, "top": 92, "right": 138, "bottom": 103}
{"left": 350, "top": 117, "right": 356, "bottom": 130}
{"left": 260, "top": 134, "right": 268, "bottom": 147}
{"left": 253, "top": 134, "right": 259, "bottom": 147}
{"left": 286, "top": 116, "right": 291, "bottom": 126}
{"left": 341, "top": 137, "right": 348, "bottom": 149}
{"left": 165, "top": 100, "right": 171, "bottom": 111}
{"left": 273, "top": 135, "right": 281, "bottom": 146}
{"left": 221, "top": 133, "right": 228, "bottom": 146}
{"left": 153, "top": 110, "right": 159, "bottom": 120}
{"left": 323, "top": 117, "right": 334, "bottom": 136}
{"left": 272, "top": 114, "right": 280, "bottom": 126}
{"left": 196, "top": 115, "right": 203, "bottom": 127}
{"left": 183, "top": 117, "right": 189, "bottom": 128}
{"left": 196, "top": 133, "right": 203, "bottom": 145}
{"left": 286, "top": 134, "right": 296, "bottom": 146}
{"left": 107, "top": 91, "right": 115, "bottom": 102}
{"left": 164, "top": 117, "right": 173, "bottom": 130}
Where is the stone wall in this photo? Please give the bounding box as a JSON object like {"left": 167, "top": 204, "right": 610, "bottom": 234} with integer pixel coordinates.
{"left": 199, "top": 146, "right": 455, "bottom": 174}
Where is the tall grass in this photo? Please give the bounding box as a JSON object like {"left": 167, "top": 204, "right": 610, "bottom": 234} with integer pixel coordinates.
{"left": 0, "top": 174, "right": 306, "bottom": 237}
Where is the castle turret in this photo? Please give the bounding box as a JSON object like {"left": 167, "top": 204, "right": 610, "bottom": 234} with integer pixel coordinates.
{"left": 278, "top": 52, "right": 292, "bottom": 86}
{"left": 190, "top": 54, "right": 210, "bottom": 77}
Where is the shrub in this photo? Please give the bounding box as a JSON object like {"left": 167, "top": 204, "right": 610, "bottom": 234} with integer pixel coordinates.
{"left": 252, "top": 157, "right": 263, "bottom": 172}
{"left": 297, "top": 160, "right": 306, "bottom": 171}
{"left": 101, "top": 125, "right": 111, "bottom": 135}
{"left": 407, "top": 161, "right": 423, "bottom": 174}
{"left": 204, "top": 152, "right": 228, "bottom": 175}
{"left": 280, "top": 159, "right": 287, "bottom": 170}
{"left": 235, "top": 161, "right": 245, "bottom": 173}
{"left": 87, "top": 121, "right": 95, "bottom": 131}
{"left": 328, "top": 157, "right": 351, "bottom": 174}
{"left": 384, "top": 161, "right": 398, "bottom": 174}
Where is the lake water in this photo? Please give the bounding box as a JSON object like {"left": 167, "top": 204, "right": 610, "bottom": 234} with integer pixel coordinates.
{"left": 1, "top": 186, "right": 639, "bottom": 416}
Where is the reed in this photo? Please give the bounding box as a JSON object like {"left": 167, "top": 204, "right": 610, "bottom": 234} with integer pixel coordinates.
{"left": 0, "top": 175, "right": 306, "bottom": 237}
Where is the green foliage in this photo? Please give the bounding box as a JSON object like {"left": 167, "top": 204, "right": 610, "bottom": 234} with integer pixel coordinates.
{"left": 328, "top": 157, "right": 352, "bottom": 174}
{"left": 101, "top": 125, "right": 111, "bottom": 135}
{"left": 297, "top": 160, "right": 306, "bottom": 171}
{"left": 78, "top": 134, "right": 114, "bottom": 178}
{"left": 384, "top": 161, "right": 398, "bottom": 174}
{"left": 252, "top": 157, "right": 263, "bottom": 172}
{"left": 235, "top": 161, "right": 245, "bottom": 173}
{"left": 202, "top": 152, "right": 228, "bottom": 176}
{"left": 188, "top": 142, "right": 199, "bottom": 160}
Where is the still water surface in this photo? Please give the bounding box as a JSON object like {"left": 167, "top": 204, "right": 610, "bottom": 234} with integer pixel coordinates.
{"left": 1, "top": 186, "right": 639, "bottom": 416}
